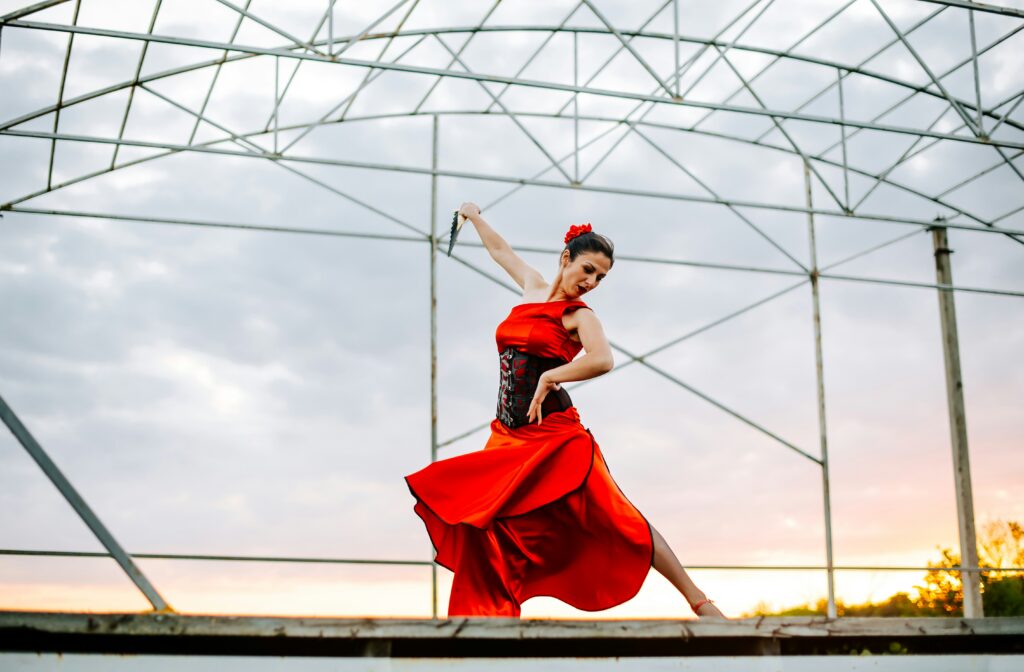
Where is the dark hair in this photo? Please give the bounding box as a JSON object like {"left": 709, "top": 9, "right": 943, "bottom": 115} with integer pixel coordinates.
{"left": 564, "top": 230, "right": 614, "bottom": 268}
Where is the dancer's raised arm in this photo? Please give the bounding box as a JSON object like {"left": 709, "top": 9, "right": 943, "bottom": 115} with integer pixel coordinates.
{"left": 459, "top": 202, "right": 545, "bottom": 293}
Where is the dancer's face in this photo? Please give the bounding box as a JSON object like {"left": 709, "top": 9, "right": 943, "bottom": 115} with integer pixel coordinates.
{"left": 561, "top": 251, "right": 611, "bottom": 298}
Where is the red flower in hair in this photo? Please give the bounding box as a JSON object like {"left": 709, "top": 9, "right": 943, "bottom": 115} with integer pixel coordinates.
{"left": 564, "top": 222, "right": 593, "bottom": 244}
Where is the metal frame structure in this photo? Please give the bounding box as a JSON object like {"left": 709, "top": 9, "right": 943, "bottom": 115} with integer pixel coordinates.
{"left": 1, "top": 0, "right": 1022, "bottom": 619}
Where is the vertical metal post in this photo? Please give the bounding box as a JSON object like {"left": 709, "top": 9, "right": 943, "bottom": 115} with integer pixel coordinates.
{"left": 967, "top": 10, "right": 984, "bottom": 135}
{"left": 429, "top": 113, "right": 440, "bottom": 618}
{"left": 328, "top": 0, "right": 335, "bottom": 57}
{"left": 573, "top": 30, "right": 579, "bottom": 184}
{"left": 804, "top": 160, "right": 837, "bottom": 619}
{"left": 672, "top": 0, "right": 680, "bottom": 98}
{"left": 273, "top": 55, "right": 279, "bottom": 153}
{"left": 931, "top": 225, "right": 984, "bottom": 618}
{"left": 0, "top": 393, "right": 173, "bottom": 612}
{"left": 836, "top": 68, "right": 850, "bottom": 213}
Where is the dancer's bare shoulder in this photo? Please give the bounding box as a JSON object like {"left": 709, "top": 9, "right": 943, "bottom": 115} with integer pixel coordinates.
{"left": 562, "top": 303, "right": 597, "bottom": 343}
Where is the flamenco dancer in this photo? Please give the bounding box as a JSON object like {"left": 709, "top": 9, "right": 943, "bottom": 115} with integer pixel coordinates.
{"left": 405, "top": 202, "right": 726, "bottom": 620}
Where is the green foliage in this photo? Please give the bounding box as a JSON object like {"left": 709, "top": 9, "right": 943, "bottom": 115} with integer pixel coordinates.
{"left": 739, "top": 519, "right": 1024, "bottom": 619}
{"left": 982, "top": 574, "right": 1024, "bottom": 616}
{"left": 913, "top": 519, "right": 1024, "bottom": 617}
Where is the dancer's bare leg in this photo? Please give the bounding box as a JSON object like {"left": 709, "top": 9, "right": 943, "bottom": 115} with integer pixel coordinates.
{"left": 651, "top": 524, "right": 727, "bottom": 619}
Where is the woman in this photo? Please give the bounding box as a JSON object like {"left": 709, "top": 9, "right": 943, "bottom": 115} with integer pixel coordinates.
{"left": 405, "top": 202, "right": 726, "bottom": 619}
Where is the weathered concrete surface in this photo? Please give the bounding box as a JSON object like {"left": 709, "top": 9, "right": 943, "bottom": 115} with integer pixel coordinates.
{"left": 2, "top": 611, "right": 1023, "bottom": 657}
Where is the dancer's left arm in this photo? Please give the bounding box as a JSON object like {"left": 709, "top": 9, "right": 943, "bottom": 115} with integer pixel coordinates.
{"left": 526, "top": 308, "right": 614, "bottom": 424}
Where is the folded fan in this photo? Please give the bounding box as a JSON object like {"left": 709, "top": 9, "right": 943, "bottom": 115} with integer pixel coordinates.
{"left": 446, "top": 208, "right": 477, "bottom": 257}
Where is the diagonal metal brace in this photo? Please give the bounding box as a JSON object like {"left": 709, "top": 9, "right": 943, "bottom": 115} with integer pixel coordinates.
{"left": 0, "top": 392, "right": 173, "bottom": 612}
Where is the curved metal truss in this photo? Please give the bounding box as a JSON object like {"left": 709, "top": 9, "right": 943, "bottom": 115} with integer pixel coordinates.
{"left": 1, "top": 0, "right": 1022, "bottom": 619}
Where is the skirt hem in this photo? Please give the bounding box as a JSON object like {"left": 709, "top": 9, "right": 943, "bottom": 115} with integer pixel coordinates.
{"left": 405, "top": 420, "right": 653, "bottom": 615}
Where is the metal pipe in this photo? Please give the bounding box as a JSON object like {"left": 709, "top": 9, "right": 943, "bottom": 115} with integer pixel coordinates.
{"left": 429, "top": 113, "right": 440, "bottom": 619}
{"left": 573, "top": 29, "right": 579, "bottom": 183}
{"left": 411, "top": 0, "right": 505, "bottom": 116}
{"left": 695, "top": 0, "right": 859, "bottom": 132}
{"left": 0, "top": 0, "right": 69, "bottom": 22}
{"left": 497, "top": 0, "right": 588, "bottom": 116}
{"left": 3, "top": 549, "right": 1018, "bottom": 573}
{"left": 273, "top": 55, "right": 279, "bottom": 153}
{"left": 988, "top": 91, "right": 1024, "bottom": 136}
{"left": 851, "top": 106, "right": 951, "bottom": 212}
{"left": 629, "top": 123, "right": 808, "bottom": 271}
{"left": 187, "top": 0, "right": 252, "bottom": 145}
{"left": 260, "top": 3, "right": 330, "bottom": 133}
{"left": 676, "top": 0, "right": 778, "bottom": 107}
{"left": 577, "top": 0, "right": 760, "bottom": 184}
{"left": 331, "top": 0, "right": 416, "bottom": 59}
{"left": 212, "top": 0, "right": 324, "bottom": 56}
{"left": 968, "top": 9, "right": 984, "bottom": 134}
{"left": 0, "top": 548, "right": 432, "bottom": 566}
{"left": 754, "top": 15, "right": 1022, "bottom": 150}
{"left": 5, "top": 19, "right": 1019, "bottom": 138}
{"left": 712, "top": 43, "right": 846, "bottom": 211}
{"left": 328, "top": 0, "right": 334, "bottom": 55}
{"left": 817, "top": 271, "right": 1024, "bottom": 298}
{"left": 994, "top": 200, "right": 1024, "bottom": 223}
{"left": 931, "top": 226, "right": 984, "bottom": 618}
{"left": 125, "top": 84, "right": 427, "bottom": 242}
{"left": 917, "top": 0, "right": 1024, "bottom": 19}
{"left": 804, "top": 160, "right": 837, "bottom": 620}
{"left": 282, "top": 33, "right": 429, "bottom": 153}
{"left": 580, "top": 0, "right": 675, "bottom": 97}
{"left": 837, "top": 68, "right": 850, "bottom": 212}
{"left": 672, "top": 0, "right": 680, "bottom": 98}
{"left": 110, "top": 0, "right": 162, "bottom": 168}
{"left": 0, "top": 393, "right": 172, "bottom": 612}
{"left": 334, "top": 0, "right": 423, "bottom": 125}
{"left": 433, "top": 33, "right": 573, "bottom": 183}
{"left": 7, "top": 20, "right": 1023, "bottom": 150}
{"left": 96, "top": 62, "right": 1022, "bottom": 248}
{"left": 551, "top": 0, "right": 695, "bottom": 121}
{"left": 868, "top": 0, "right": 981, "bottom": 136}
{"left": 5, "top": 206, "right": 427, "bottom": 242}
{"left": 46, "top": 0, "right": 79, "bottom": 191}
{"left": 11, "top": 128, "right": 1024, "bottom": 236}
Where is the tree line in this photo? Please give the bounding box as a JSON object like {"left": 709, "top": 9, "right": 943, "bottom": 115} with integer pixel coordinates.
{"left": 742, "top": 519, "right": 1024, "bottom": 617}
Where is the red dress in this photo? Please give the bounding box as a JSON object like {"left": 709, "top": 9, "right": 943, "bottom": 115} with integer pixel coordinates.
{"left": 404, "top": 299, "right": 654, "bottom": 617}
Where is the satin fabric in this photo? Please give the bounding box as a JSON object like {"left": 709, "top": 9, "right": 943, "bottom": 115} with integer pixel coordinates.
{"left": 404, "top": 300, "right": 654, "bottom": 617}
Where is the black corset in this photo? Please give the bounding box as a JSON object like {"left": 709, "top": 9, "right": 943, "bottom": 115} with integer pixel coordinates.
{"left": 496, "top": 346, "right": 573, "bottom": 428}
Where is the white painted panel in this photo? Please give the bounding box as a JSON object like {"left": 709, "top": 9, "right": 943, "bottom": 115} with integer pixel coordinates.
{"left": 2, "top": 654, "right": 1023, "bottom": 671}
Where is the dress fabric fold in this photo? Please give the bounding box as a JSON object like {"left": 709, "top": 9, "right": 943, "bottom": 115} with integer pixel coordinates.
{"left": 404, "top": 299, "right": 653, "bottom": 617}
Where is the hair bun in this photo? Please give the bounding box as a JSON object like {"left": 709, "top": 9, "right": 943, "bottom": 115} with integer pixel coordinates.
{"left": 564, "top": 222, "right": 593, "bottom": 244}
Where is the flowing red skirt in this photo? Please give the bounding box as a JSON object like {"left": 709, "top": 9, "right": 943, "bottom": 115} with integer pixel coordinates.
{"left": 404, "top": 406, "right": 654, "bottom": 617}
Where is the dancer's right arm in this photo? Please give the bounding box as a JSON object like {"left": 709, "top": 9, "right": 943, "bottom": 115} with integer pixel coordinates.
{"left": 462, "top": 204, "right": 545, "bottom": 293}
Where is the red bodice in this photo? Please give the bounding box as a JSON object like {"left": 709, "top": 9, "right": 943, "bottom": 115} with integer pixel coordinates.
{"left": 495, "top": 299, "right": 590, "bottom": 363}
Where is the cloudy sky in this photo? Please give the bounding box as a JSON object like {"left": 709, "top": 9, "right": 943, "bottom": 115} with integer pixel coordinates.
{"left": 1, "top": 0, "right": 1022, "bottom": 619}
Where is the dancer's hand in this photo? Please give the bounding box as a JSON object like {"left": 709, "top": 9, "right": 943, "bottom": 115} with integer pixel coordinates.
{"left": 459, "top": 202, "right": 481, "bottom": 219}
{"left": 527, "top": 373, "right": 561, "bottom": 425}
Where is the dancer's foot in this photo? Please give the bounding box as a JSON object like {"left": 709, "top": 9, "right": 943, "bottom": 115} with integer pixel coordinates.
{"left": 693, "top": 599, "right": 727, "bottom": 619}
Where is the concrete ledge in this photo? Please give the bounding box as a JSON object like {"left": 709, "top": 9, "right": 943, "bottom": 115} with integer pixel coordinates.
{"left": 3, "top": 611, "right": 1024, "bottom": 657}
